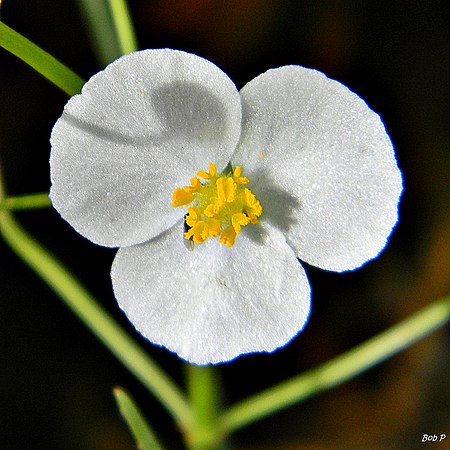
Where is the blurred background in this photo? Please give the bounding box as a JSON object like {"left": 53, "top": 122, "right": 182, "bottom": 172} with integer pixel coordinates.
{"left": 0, "top": 1, "right": 448, "bottom": 449}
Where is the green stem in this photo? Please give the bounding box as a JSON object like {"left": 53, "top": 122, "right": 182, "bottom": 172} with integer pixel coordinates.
{"left": 0, "top": 177, "right": 194, "bottom": 432}
{"left": 77, "top": 0, "right": 123, "bottom": 66}
{"left": 186, "top": 365, "right": 223, "bottom": 450}
{"left": 114, "top": 387, "right": 166, "bottom": 450}
{"left": 0, "top": 22, "right": 84, "bottom": 96}
{"left": 107, "top": 0, "right": 138, "bottom": 55}
{"left": 0, "top": 192, "right": 51, "bottom": 211}
{"left": 219, "top": 296, "right": 450, "bottom": 434}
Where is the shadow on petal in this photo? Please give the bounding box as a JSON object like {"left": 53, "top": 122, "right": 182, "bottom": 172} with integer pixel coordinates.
{"left": 61, "top": 81, "right": 229, "bottom": 148}
{"left": 61, "top": 113, "right": 166, "bottom": 147}
{"left": 242, "top": 222, "right": 268, "bottom": 246}
{"left": 151, "top": 81, "right": 229, "bottom": 145}
{"left": 252, "top": 168, "right": 302, "bottom": 234}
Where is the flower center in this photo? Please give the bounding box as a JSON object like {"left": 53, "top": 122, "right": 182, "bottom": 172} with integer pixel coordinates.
{"left": 171, "top": 163, "right": 263, "bottom": 247}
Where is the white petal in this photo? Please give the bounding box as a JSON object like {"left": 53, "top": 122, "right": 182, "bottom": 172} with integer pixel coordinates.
{"left": 111, "top": 222, "right": 311, "bottom": 365}
{"left": 50, "top": 49, "right": 241, "bottom": 247}
{"left": 234, "top": 66, "right": 403, "bottom": 271}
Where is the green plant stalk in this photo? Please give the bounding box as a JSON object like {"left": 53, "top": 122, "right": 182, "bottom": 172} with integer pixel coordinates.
{"left": 107, "top": 0, "right": 138, "bottom": 55}
{"left": 77, "top": 0, "right": 123, "bottom": 67}
{"left": 0, "top": 193, "right": 51, "bottom": 211}
{"left": 219, "top": 296, "right": 450, "bottom": 434}
{"left": 114, "top": 387, "right": 166, "bottom": 450}
{"left": 0, "top": 208, "right": 194, "bottom": 433}
{"left": 0, "top": 22, "right": 84, "bottom": 96}
{"left": 186, "top": 365, "right": 223, "bottom": 450}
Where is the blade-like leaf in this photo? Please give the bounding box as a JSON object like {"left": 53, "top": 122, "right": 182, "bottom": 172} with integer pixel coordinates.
{"left": 0, "top": 22, "right": 84, "bottom": 96}
{"left": 106, "top": 0, "right": 138, "bottom": 55}
{"left": 220, "top": 297, "right": 450, "bottom": 433}
{"left": 114, "top": 387, "right": 165, "bottom": 450}
{"left": 77, "top": 0, "right": 122, "bottom": 66}
{"left": 0, "top": 193, "right": 51, "bottom": 211}
{"left": 0, "top": 203, "right": 194, "bottom": 433}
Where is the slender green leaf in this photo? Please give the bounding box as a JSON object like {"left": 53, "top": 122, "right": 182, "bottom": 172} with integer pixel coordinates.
{"left": 0, "top": 193, "right": 51, "bottom": 211}
{"left": 114, "top": 387, "right": 165, "bottom": 450}
{"left": 77, "top": 0, "right": 138, "bottom": 66}
{"left": 219, "top": 296, "right": 450, "bottom": 434}
{"left": 77, "top": 0, "right": 122, "bottom": 66}
{"left": 107, "top": 0, "right": 138, "bottom": 55}
{"left": 0, "top": 22, "right": 84, "bottom": 96}
{"left": 0, "top": 174, "right": 194, "bottom": 433}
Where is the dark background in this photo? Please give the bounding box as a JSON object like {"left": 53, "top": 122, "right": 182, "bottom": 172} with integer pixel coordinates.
{"left": 1, "top": 1, "right": 448, "bottom": 449}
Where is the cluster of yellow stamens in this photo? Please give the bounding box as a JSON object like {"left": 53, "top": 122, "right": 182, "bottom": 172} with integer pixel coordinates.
{"left": 171, "top": 163, "right": 263, "bottom": 247}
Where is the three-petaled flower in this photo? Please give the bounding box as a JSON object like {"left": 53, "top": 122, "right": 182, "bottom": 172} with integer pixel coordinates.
{"left": 50, "top": 49, "right": 402, "bottom": 365}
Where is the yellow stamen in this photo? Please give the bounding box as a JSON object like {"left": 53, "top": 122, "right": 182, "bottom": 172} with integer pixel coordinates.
{"left": 208, "top": 163, "right": 217, "bottom": 177}
{"left": 172, "top": 188, "right": 194, "bottom": 207}
{"left": 217, "top": 177, "right": 236, "bottom": 203}
{"left": 208, "top": 219, "right": 222, "bottom": 237}
{"left": 233, "top": 166, "right": 249, "bottom": 185}
{"left": 185, "top": 221, "right": 209, "bottom": 243}
{"left": 187, "top": 177, "right": 202, "bottom": 192}
{"left": 243, "top": 188, "right": 263, "bottom": 217}
{"left": 185, "top": 206, "right": 201, "bottom": 227}
{"left": 197, "top": 162, "right": 217, "bottom": 179}
{"left": 172, "top": 162, "right": 263, "bottom": 247}
{"left": 204, "top": 203, "right": 219, "bottom": 217}
{"left": 231, "top": 213, "right": 250, "bottom": 233}
{"left": 219, "top": 225, "right": 237, "bottom": 247}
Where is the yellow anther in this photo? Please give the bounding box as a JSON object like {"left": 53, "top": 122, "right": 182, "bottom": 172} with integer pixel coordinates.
{"left": 242, "top": 188, "right": 256, "bottom": 206}
{"left": 243, "top": 188, "right": 263, "bottom": 216}
{"left": 185, "top": 218, "right": 222, "bottom": 243}
{"left": 208, "top": 219, "right": 222, "bottom": 237}
{"left": 231, "top": 213, "right": 250, "bottom": 233}
{"left": 187, "top": 177, "right": 202, "bottom": 192}
{"left": 172, "top": 188, "right": 194, "bottom": 207}
{"left": 217, "top": 177, "right": 236, "bottom": 203}
{"left": 236, "top": 177, "right": 249, "bottom": 185}
{"left": 219, "top": 225, "right": 237, "bottom": 247}
{"left": 197, "top": 162, "right": 217, "bottom": 179}
{"left": 185, "top": 206, "right": 201, "bottom": 227}
{"left": 204, "top": 203, "right": 220, "bottom": 217}
{"left": 233, "top": 166, "right": 249, "bottom": 185}
{"left": 186, "top": 221, "right": 209, "bottom": 243}
{"left": 208, "top": 163, "right": 217, "bottom": 177}
{"left": 172, "top": 163, "right": 262, "bottom": 247}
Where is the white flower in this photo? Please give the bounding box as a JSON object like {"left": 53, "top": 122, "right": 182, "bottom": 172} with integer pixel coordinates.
{"left": 50, "top": 49, "right": 402, "bottom": 365}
